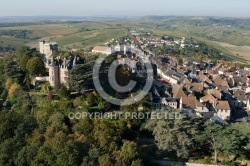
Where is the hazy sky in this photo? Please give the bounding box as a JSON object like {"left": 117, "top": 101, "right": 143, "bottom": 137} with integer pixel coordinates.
{"left": 0, "top": 0, "right": 249, "bottom": 17}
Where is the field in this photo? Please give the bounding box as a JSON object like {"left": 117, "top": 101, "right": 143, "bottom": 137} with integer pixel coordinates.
{"left": 0, "top": 22, "right": 126, "bottom": 51}
{"left": 218, "top": 42, "right": 250, "bottom": 61}
{"left": 124, "top": 16, "right": 250, "bottom": 63}
{"left": 1, "top": 17, "right": 250, "bottom": 62}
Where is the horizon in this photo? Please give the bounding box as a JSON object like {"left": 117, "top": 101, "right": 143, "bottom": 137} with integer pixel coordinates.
{"left": 1, "top": 0, "right": 250, "bottom": 18}
{"left": 1, "top": 15, "right": 250, "bottom": 22}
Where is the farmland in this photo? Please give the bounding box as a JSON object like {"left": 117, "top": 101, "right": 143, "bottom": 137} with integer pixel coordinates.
{"left": 218, "top": 42, "right": 250, "bottom": 61}
{"left": 0, "top": 16, "right": 250, "bottom": 62}
{"left": 0, "top": 22, "right": 125, "bottom": 51}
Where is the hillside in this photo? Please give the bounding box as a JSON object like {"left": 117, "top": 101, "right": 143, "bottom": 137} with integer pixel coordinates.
{"left": 0, "top": 16, "right": 250, "bottom": 61}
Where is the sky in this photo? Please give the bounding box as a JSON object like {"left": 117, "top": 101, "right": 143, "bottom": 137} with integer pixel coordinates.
{"left": 0, "top": 0, "right": 249, "bottom": 18}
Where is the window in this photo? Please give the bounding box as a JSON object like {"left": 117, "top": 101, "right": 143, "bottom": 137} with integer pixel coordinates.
{"left": 51, "top": 71, "right": 54, "bottom": 76}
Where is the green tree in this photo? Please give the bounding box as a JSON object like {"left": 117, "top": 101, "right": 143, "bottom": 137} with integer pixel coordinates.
{"left": 68, "top": 62, "right": 94, "bottom": 92}
{"left": 145, "top": 114, "right": 205, "bottom": 159}
{"left": 119, "top": 140, "right": 139, "bottom": 161}
{"left": 4, "top": 60, "right": 24, "bottom": 84}
{"left": 19, "top": 54, "right": 30, "bottom": 71}
{"left": 26, "top": 57, "right": 46, "bottom": 77}
{"left": 200, "top": 124, "right": 246, "bottom": 163}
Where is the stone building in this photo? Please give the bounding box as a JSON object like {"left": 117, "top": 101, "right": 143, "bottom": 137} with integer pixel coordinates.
{"left": 47, "top": 56, "right": 80, "bottom": 88}
{"left": 39, "top": 40, "right": 58, "bottom": 59}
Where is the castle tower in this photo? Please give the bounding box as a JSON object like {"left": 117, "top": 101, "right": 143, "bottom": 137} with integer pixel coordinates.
{"left": 49, "top": 58, "right": 59, "bottom": 87}
{"left": 39, "top": 40, "right": 45, "bottom": 54}
{"left": 39, "top": 41, "right": 58, "bottom": 60}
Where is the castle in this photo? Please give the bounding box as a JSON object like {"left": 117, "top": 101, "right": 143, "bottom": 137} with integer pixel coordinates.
{"left": 35, "top": 41, "right": 80, "bottom": 88}
{"left": 47, "top": 56, "right": 80, "bottom": 88}
{"left": 37, "top": 42, "right": 133, "bottom": 88}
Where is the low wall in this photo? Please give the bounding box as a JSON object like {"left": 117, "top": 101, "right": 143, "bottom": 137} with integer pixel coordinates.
{"left": 151, "top": 160, "right": 222, "bottom": 166}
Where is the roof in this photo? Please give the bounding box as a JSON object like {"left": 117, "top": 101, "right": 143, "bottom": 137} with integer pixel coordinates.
{"left": 215, "top": 101, "right": 230, "bottom": 110}
{"left": 207, "top": 69, "right": 218, "bottom": 75}
{"left": 182, "top": 96, "right": 204, "bottom": 109}
{"left": 92, "top": 46, "right": 111, "bottom": 52}
{"left": 233, "top": 89, "right": 245, "bottom": 97}
{"left": 213, "top": 75, "right": 229, "bottom": 87}
{"left": 207, "top": 89, "right": 222, "bottom": 99}
{"left": 200, "top": 94, "right": 217, "bottom": 104}
{"left": 172, "top": 84, "right": 187, "bottom": 99}
{"left": 178, "top": 77, "right": 191, "bottom": 87}
{"left": 186, "top": 83, "right": 203, "bottom": 92}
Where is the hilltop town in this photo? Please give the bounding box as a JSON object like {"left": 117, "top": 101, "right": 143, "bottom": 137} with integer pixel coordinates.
{"left": 1, "top": 19, "right": 250, "bottom": 166}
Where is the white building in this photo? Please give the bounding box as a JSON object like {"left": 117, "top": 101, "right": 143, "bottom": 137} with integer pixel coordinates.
{"left": 215, "top": 101, "right": 231, "bottom": 120}
{"left": 39, "top": 41, "right": 58, "bottom": 59}
{"left": 92, "top": 46, "right": 112, "bottom": 55}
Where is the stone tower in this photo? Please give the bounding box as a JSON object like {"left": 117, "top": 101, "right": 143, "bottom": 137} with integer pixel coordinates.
{"left": 39, "top": 40, "right": 45, "bottom": 54}
{"left": 39, "top": 41, "right": 59, "bottom": 60}
{"left": 48, "top": 58, "right": 59, "bottom": 87}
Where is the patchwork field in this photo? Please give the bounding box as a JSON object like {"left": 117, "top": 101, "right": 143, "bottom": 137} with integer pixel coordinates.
{"left": 0, "top": 22, "right": 125, "bottom": 51}
{"left": 1, "top": 17, "right": 250, "bottom": 63}
{"left": 218, "top": 42, "right": 250, "bottom": 61}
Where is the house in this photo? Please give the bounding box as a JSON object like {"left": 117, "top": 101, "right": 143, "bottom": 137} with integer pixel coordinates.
{"left": 200, "top": 94, "right": 217, "bottom": 112}
{"left": 218, "top": 68, "right": 227, "bottom": 75}
{"left": 229, "top": 89, "right": 248, "bottom": 108}
{"left": 227, "top": 76, "right": 248, "bottom": 87}
{"left": 200, "top": 94, "right": 217, "bottom": 105}
{"left": 213, "top": 75, "right": 229, "bottom": 88}
{"left": 207, "top": 89, "right": 222, "bottom": 99}
{"left": 215, "top": 101, "right": 231, "bottom": 120}
{"left": 171, "top": 84, "right": 187, "bottom": 99}
{"left": 206, "top": 69, "right": 218, "bottom": 76}
{"left": 184, "top": 83, "right": 204, "bottom": 94}
{"left": 178, "top": 77, "right": 191, "bottom": 87}
{"left": 152, "top": 88, "right": 178, "bottom": 109}
{"left": 245, "top": 87, "right": 250, "bottom": 93}
{"left": 161, "top": 69, "right": 186, "bottom": 84}
{"left": 180, "top": 96, "right": 209, "bottom": 113}
{"left": 92, "top": 46, "right": 112, "bottom": 55}
{"left": 113, "top": 44, "right": 131, "bottom": 54}
{"left": 160, "top": 97, "right": 178, "bottom": 109}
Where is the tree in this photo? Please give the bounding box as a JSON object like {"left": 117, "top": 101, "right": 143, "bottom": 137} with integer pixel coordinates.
{"left": 5, "top": 78, "right": 13, "bottom": 91}
{"left": 200, "top": 124, "right": 246, "bottom": 163}
{"left": 32, "top": 131, "right": 83, "bottom": 166}
{"left": 19, "top": 54, "right": 30, "bottom": 71}
{"left": 26, "top": 57, "right": 46, "bottom": 77}
{"left": 115, "top": 65, "right": 132, "bottom": 87}
{"left": 8, "top": 82, "right": 22, "bottom": 99}
{"left": 119, "top": 140, "right": 139, "bottom": 161}
{"left": 131, "top": 159, "right": 143, "bottom": 166}
{"left": 98, "top": 154, "right": 114, "bottom": 166}
{"left": 4, "top": 60, "right": 24, "bottom": 84}
{"left": 68, "top": 62, "right": 95, "bottom": 92}
{"left": 145, "top": 114, "right": 205, "bottom": 159}
{"left": 56, "top": 85, "right": 69, "bottom": 98}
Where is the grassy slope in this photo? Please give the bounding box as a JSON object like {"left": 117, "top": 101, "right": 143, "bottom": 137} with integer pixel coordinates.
{"left": 50, "top": 28, "right": 125, "bottom": 51}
